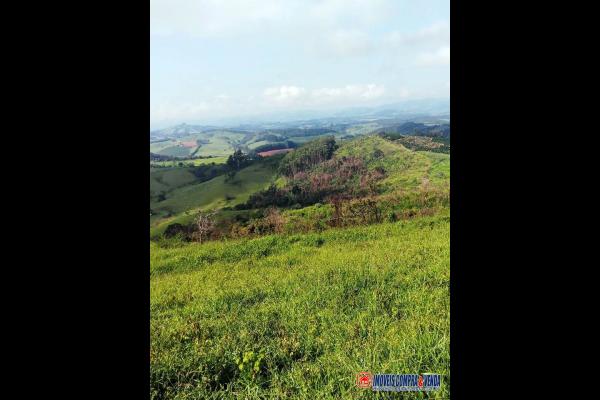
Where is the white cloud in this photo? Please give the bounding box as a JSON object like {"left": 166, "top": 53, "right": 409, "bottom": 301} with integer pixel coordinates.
{"left": 310, "top": 20, "right": 449, "bottom": 60}
{"left": 322, "top": 30, "right": 374, "bottom": 57}
{"left": 151, "top": 83, "right": 401, "bottom": 125}
{"left": 264, "top": 83, "right": 386, "bottom": 107}
{"left": 151, "top": 0, "right": 289, "bottom": 37}
{"left": 263, "top": 86, "right": 307, "bottom": 103}
{"left": 312, "top": 84, "right": 385, "bottom": 102}
{"left": 416, "top": 46, "right": 450, "bottom": 66}
{"left": 151, "top": 0, "right": 392, "bottom": 37}
{"left": 150, "top": 1, "right": 449, "bottom": 124}
{"left": 308, "top": 0, "right": 391, "bottom": 28}
{"left": 386, "top": 21, "right": 449, "bottom": 47}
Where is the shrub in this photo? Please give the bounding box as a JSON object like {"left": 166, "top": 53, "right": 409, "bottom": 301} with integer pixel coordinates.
{"left": 163, "top": 223, "right": 191, "bottom": 239}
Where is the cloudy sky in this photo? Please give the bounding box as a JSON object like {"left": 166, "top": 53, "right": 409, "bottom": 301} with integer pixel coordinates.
{"left": 150, "top": 0, "right": 449, "bottom": 128}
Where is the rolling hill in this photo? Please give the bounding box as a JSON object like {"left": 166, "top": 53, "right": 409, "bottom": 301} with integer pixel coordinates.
{"left": 150, "top": 157, "right": 281, "bottom": 237}
{"left": 150, "top": 133, "right": 450, "bottom": 398}
{"left": 149, "top": 119, "right": 450, "bottom": 162}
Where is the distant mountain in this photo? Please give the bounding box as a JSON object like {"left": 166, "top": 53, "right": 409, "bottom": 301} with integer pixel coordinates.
{"left": 150, "top": 123, "right": 214, "bottom": 138}
{"left": 150, "top": 98, "right": 450, "bottom": 132}
{"left": 332, "top": 98, "right": 449, "bottom": 119}
{"left": 150, "top": 106, "right": 450, "bottom": 160}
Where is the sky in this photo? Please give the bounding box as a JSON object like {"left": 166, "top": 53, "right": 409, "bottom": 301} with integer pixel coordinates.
{"left": 150, "top": 0, "right": 449, "bottom": 129}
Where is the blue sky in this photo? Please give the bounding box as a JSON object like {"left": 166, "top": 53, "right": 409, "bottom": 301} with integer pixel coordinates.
{"left": 150, "top": 0, "right": 449, "bottom": 128}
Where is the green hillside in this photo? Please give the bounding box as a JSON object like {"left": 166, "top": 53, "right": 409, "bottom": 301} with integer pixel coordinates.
{"left": 150, "top": 167, "right": 198, "bottom": 198}
{"left": 337, "top": 136, "right": 429, "bottom": 189}
{"left": 150, "top": 135, "right": 450, "bottom": 237}
{"left": 150, "top": 127, "right": 353, "bottom": 160}
{"left": 150, "top": 130, "right": 245, "bottom": 158}
{"left": 150, "top": 134, "right": 450, "bottom": 398}
{"left": 150, "top": 161, "right": 279, "bottom": 237}
{"left": 150, "top": 156, "right": 228, "bottom": 168}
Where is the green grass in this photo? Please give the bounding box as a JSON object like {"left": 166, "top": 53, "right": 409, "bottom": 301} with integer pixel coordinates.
{"left": 193, "top": 139, "right": 235, "bottom": 157}
{"left": 150, "top": 162, "right": 278, "bottom": 236}
{"left": 420, "top": 152, "right": 450, "bottom": 186}
{"left": 248, "top": 140, "right": 270, "bottom": 150}
{"left": 151, "top": 130, "right": 247, "bottom": 158}
{"left": 344, "top": 122, "right": 382, "bottom": 136}
{"left": 150, "top": 212, "right": 450, "bottom": 399}
{"left": 336, "top": 136, "right": 427, "bottom": 190}
{"left": 149, "top": 136, "right": 450, "bottom": 238}
{"left": 287, "top": 134, "right": 333, "bottom": 145}
{"left": 158, "top": 145, "right": 196, "bottom": 158}
{"left": 151, "top": 157, "right": 228, "bottom": 168}
{"left": 151, "top": 140, "right": 179, "bottom": 154}
{"left": 150, "top": 135, "right": 451, "bottom": 398}
{"left": 150, "top": 168, "right": 198, "bottom": 198}
{"left": 192, "top": 131, "right": 246, "bottom": 157}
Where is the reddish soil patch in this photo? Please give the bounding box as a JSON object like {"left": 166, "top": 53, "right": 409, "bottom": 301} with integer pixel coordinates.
{"left": 181, "top": 141, "right": 197, "bottom": 148}
{"left": 258, "top": 148, "right": 294, "bottom": 157}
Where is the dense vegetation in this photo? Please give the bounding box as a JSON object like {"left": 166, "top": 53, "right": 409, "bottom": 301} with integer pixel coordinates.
{"left": 378, "top": 134, "right": 450, "bottom": 154}
{"left": 251, "top": 141, "right": 297, "bottom": 154}
{"left": 150, "top": 126, "right": 342, "bottom": 160}
{"left": 151, "top": 152, "right": 177, "bottom": 161}
{"left": 375, "top": 122, "right": 450, "bottom": 139}
{"left": 152, "top": 135, "right": 449, "bottom": 242}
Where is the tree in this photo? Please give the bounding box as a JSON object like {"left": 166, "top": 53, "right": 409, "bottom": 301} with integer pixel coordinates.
{"left": 226, "top": 149, "right": 248, "bottom": 171}
{"left": 225, "top": 149, "right": 250, "bottom": 181}
{"left": 194, "top": 211, "right": 216, "bottom": 243}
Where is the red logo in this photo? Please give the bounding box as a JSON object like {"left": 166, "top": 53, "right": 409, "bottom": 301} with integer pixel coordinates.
{"left": 418, "top": 375, "right": 424, "bottom": 388}
{"left": 356, "top": 372, "right": 373, "bottom": 388}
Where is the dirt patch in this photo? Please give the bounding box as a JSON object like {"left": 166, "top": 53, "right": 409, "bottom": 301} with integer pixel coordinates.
{"left": 258, "top": 148, "right": 293, "bottom": 157}
{"left": 181, "top": 141, "right": 197, "bottom": 148}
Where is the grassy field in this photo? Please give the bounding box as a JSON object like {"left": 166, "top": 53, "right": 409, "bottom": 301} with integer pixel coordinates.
{"left": 150, "top": 135, "right": 450, "bottom": 398}
{"left": 150, "top": 131, "right": 247, "bottom": 158}
{"left": 151, "top": 212, "right": 450, "bottom": 399}
{"left": 150, "top": 136, "right": 450, "bottom": 238}
{"left": 151, "top": 157, "right": 228, "bottom": 168}
{"left": 192, "top": 137, "right": 236, "bottom": 157}
{"left": 150, "top": 162, "right": 279, "bottom": 236}
{"left": 336, "top": 136, "right": 449, "bottom": 193}
{"left": 420, "top": 151, "right": 450, "bottom": 186}
{"left": 344, "top": 122, "right": 382, "bottom": 136}
{"left": 150, "top": 140, "right": 181, "bottom": 154}
{"left": 150, "top": 168, "right": 198, "bottom": 199}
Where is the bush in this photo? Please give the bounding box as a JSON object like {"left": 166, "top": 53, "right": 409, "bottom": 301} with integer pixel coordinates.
{"left": 163, "top": 223, "right": 192, "bottom": 239}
